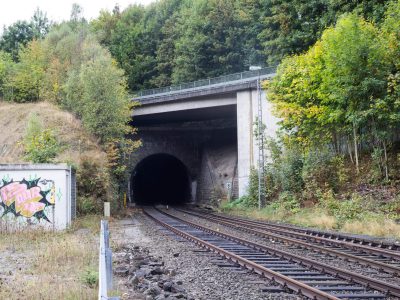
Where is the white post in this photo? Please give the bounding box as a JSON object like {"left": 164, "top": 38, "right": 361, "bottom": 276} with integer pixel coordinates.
{"left": 98, "top": 221, "right": 107, "bottom": 300}
{"left": 104, "top": 202, "right": 110, "bottom": 218}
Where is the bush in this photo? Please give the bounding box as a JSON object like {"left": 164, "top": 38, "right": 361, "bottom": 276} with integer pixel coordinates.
{"left": 265, "top": 141, "right": 304, "bottom": 195}
{"left": 22, "top": 113, "right": 60, "bottom": 163}
{"left": 220, "top": 197, "right": 247, "bottom": 210}
{"left": 275, "top": 192, "right": 301, "bottom": 214}
{"left": 318, "top": 191, "right": 365, "bottom": 224}
{"left": 77, "top": 196, "right": 100, "bottom": 215}
{"left": 303, "top": 149, "right": 348, "bottom": 193}
{"left": 76, "top": 156, "right": 110, "bottom": 215}
{"left": 81, "top": 269, "right": 98, "bottom": 288}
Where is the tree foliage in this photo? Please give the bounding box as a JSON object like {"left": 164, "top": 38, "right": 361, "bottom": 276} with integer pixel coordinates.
{"left": 0, "top": 9, "right": 51, "bottom": 60}
{"left": 88, "top": 0, "right": 390, "bottom": 91}
{"left": 260, "top": 0, "right": 388, "bottom": 65}
{"left": 0, "top": 7, "right": 136, "bottom": 152}
{"left": 269, "top": 5, "right": 400, "bottom": 180}
{"left": 3, "top": 40, "right": 46, "bottom": 102}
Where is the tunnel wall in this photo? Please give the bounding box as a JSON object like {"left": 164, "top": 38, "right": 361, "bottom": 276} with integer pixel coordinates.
{"left": 196, "top": 138, "right": 238, "bottom": 205}
{"left": 129, "top": 122, "right": 237, "bottom": 204}
{"left": 129, "top": 128, "right": 201, "bottom": 203}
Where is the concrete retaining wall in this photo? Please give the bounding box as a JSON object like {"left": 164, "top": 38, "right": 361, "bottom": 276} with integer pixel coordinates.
{"left": 0, "top": 164, "right": 75, "bottom": 230}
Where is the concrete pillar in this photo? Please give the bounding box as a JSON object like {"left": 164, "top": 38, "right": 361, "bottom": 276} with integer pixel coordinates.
{"left": 236, "top": 88, "right": 280, "bottom": 198}
{"left": 236, "top": 90, "right": 253, "bottom": 197}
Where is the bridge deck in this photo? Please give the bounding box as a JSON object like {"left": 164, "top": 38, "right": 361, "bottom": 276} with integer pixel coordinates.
{"left": 133, "top": 67, "right": 276, "bottom": 105}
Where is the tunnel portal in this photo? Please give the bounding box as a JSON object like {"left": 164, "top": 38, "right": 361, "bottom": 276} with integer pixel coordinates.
{"left": 131, "top": 153, "right": 191, "bottom": 205}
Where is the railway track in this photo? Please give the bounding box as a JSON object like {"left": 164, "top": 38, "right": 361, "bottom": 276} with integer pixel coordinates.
{"left": 175, "top": 208, "right": 400, "bottom": 276}
{"left": 143, "top": 207, "right": 400, "bottom": 300}
{"left": 198, "top": 210, "right": 400, "bottom": 251}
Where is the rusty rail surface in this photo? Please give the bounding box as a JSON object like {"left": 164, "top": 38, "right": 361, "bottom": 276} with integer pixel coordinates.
{"left": 205, "top": 211, "right": 400, "bottom": 252}
{"left": 176, "top": 208, "right": 400, "bottom": 275}
{"left": 143, "top": 207, "right": 400, "bottom": 299}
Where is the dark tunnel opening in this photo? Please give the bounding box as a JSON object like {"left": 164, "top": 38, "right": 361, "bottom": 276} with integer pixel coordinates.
{"left": 131, "top": 154, "right": 191, "bottom": 206}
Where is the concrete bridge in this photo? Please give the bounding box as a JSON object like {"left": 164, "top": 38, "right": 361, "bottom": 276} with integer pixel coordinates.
{"left": 129, "top": 67, "right": 279, "bottom": 206}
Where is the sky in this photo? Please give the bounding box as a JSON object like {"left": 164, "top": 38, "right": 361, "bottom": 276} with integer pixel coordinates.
{"left": 0, "top": 0, "right": 155, "bottom": 33}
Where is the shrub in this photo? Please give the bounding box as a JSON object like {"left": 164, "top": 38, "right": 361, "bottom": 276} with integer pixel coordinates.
{"left": 220, "top": 197, "right": 247, "bottom": 210}
{"left": 279, "top": 148, "right": 304, "bottom": 193}
{"left": 319, "top": 191, "right": 365, "bottom": 224}
{"left": 77, "top": 196, "right": 99, "bottom": 216}
{"left": 22, "top": 113, "right": 60, "bottom": 163}
{"left": 3, "top": 40, "right": 46, "bottom": 102}
{"left": 303, "top": 148, "right": 347, "bottom": 193}
{"left": 268, "top": 191, "right": 301, "bottom": 215}
{"left": 81, "top": 269, "right": 98, "bottom": 288}
{"left": 76, "top": 156, "right": 110, "bottom": 214}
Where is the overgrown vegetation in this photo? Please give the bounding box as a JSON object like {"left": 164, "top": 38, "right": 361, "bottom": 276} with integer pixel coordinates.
{"left": 88, "top": 0, "right": 390, "bottom": 91}
{"left": 21, "top": 113, "right": 60, "bottom": 163}
{"left": 224, "top": 2, "right": 400, "bottom": 239}
{"left": 0, "top": 6, "right": 141, "bottom": 214}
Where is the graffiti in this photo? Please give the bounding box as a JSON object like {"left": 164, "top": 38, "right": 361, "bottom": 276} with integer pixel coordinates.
{"left": 0, "top": 177, "right": 55, "bottom": 223}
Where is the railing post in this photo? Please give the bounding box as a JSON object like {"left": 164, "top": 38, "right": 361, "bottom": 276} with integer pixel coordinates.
{"left": 99, "top": 221, "right": 107, "bottom": 300}
{"left": 106, "top": 247, "right": 113, "bottom": 290}
{"left": 99, "top": 220, "right": 118, "bottom": 300}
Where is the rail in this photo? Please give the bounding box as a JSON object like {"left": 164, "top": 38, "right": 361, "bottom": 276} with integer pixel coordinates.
{"left": 135, "top": 66, "right": 276, "bottom": 98}
{"left": 175, "top": 208, "right": 400, "bottom": 275}
{"left": 98, "top": 220, "right": 119, "bottom": 300}
{"left": 144, "top": 207, "right": 400, "bottom": 299}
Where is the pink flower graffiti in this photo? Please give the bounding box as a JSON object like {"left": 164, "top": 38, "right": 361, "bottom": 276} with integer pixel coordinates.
{"left": 0, "top": 182, "right": 46, "bottom": 218}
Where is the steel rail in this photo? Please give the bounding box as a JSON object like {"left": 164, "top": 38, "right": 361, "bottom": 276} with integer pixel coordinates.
{"left": 207, "top": 212, "right": 400, "bottom": 251}
{"left": 181, "top": 209, "right": 400, "bottom": 260}
{"left": 175, "top": 208, "right": 400, "bottom": 275}
{"left": 155, "top": 208, "right": 400, "bottom": 298}
{"left": 143, "top": 208, "right": 340, "bottom": 300}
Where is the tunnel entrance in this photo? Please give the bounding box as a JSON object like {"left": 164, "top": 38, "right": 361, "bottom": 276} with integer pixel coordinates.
{"left": 131, "top": 154, "right": 191, "bottom": 205}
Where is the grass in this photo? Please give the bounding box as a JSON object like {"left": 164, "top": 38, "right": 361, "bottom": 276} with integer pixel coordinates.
{"left": 221, "top": 205, "right": 400, "bottom": 240}
{"left": 0, "top": 100, "right": 107, "bottom": 166}
{"left": 0, "top": 214, "right": 102, "bottom": 300}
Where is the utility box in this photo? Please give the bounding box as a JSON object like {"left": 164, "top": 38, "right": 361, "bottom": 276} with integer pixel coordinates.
{"left": 0, "top": 164, "right": 76, "bottom": 231}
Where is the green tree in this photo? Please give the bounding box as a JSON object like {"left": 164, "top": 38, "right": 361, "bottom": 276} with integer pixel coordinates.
{"left": 319, "top": 14, "right": 389, "bottom": 172}
{"left": 64, "top": 50, "right": 131, "bottom": 143}
{"left": 31, "top": 8, "right": 51, "bottom": 39}
{"left": 259, "top": 0, "right": 387, "bottom": 65}
{"left": 269, "top": 13, "right": 391, "bottom": 173}
{"left": 0, "top": 9, "right": 51, "bottom": 61}
{"left": 0, "top": 21, "right": 34, "bottom": 60}
{"left": 172, "top": 0, "right": 248, "bottom": 83}
{"left": 0, "top": 51, "right": 14, "bottom": 97}
{"left": 4, "top": 40, "right": 46, "bottom": 102}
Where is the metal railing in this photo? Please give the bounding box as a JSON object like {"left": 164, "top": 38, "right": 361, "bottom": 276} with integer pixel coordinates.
{"left": 135, "top": 66, "right": 277, "bottom": 98}
{"left": 98, "top": 220, "right": 119, "bottom": 300}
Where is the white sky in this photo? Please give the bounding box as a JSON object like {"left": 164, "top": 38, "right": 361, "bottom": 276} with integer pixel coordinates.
{"left": 0, "top": 0, "right": 155, "bottom": 32}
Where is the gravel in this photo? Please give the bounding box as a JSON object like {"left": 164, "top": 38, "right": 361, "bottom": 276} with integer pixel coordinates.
{"left": 111, "top": 212, "right": 301, "bottom": 300}
{"left": 163, "top": 208, "right": 400, "bottom": 290}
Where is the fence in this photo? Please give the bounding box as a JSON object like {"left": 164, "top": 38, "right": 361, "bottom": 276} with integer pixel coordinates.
{"left": 135, "top": 66, "right": 277, "bottom": 98}
{"left": 98, "top": 220, "right": 119, "bottom": 300}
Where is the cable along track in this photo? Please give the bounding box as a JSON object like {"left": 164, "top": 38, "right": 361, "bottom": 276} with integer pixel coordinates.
{"left": 175, "top": 208, "right": 400, "bottom": 276}
{"left": 143, "top": 207, "right": 400, "bottom": 300}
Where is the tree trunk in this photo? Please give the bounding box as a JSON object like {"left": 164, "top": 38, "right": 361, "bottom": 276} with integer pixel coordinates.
{"left": 353, "top": 123, "right": 359, "bottom": 174}
{"left": 383, "top": 141, "right": 389, "bottom": 182}
{"left": 347, "top": 137, "right": 354, "bottom": 164}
